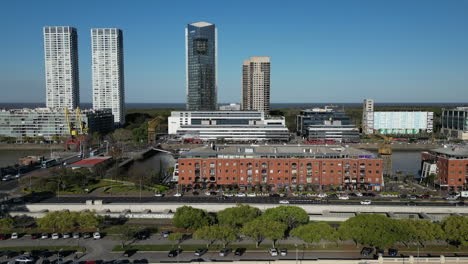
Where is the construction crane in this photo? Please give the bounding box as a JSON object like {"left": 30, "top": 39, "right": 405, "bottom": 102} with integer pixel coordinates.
{"left": 147, "top": 116, "right": 164, "bottom": 145}
{"left": 377, "top": 133, "right": 393, "bottom": 177}
{"left": 64, "top": 107, "right": 88, "bottom": 153}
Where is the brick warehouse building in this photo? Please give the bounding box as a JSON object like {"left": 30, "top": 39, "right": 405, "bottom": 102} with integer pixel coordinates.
{"left": 421, "top": 147, "right": 468, "bottom": 191}
{"left": 177, "top": 145, "right": 384, "bottom": 191}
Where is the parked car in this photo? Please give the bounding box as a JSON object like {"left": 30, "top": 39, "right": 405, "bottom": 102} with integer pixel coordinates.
{"left": 420, "top": 194, "right": 431, "bottom": 199}
{"left": 93, "top": 232, "right": 101, "bottom": 239}
{"left": 51, "top": 233, "right": 60, "bottom": 239}
{"left": 219, "top": 248, "right": 231, "bottom": 257}
{"left": 279, "top": 200, "right": 290, "bottom": 204}
{"left": 234, "top": 248, "right": 245, "bottom": 256}
{"left": 11, "top": 232, "right": 18, "bottom": 239}
{"left": 173, "top": 193, "right": 183, "bottom": 197}
{"left": 72, "top": 232, "right": 80, "bottom": 239}
{"left": 360, "top": 247, "right": 373, "bottom": 256}
{"left": 41, "top": 233, "right": 49, "bottom": 239}
{"left": 135, "top": 230, "right": 150, "bottom": 240}
{"left": 268, "top": 248, "right": 278, "bottom": 256}
{"left": 446, "top": 196, "right": 459, "bottom": 201}
{"left": 62, "top": 232, "right": 71, "bottom": 239}
{"left": 15, "top": 256, "right": 35, "bottom": 263}
{"left": 154, "top": 193, "right": 164, "bottom": 197}
{"left": 31, "top": 233, "right": 41, "bottom": 239}
{"left": 161, "top": 231, "right": 171, "bottom": 238}
{"left": 388, "top": 248, "right": 398, "bottom": 256}
{"left": 360, "top": 200, "right": 372, "bottom": 205}
{"left": 83, "top": 232, "right": 91, "bottom": 239}
{"left": 168, "top": 249, "right": 181, "bottom": 257}
{"left": 280, "top": 248, "right": 288, "bottom": 256}
{"left": 223, "top": 193, "right": 234, "bottom": 197}
{"left": 355, "top": 192, "right": 363, "bottom": 197}
{"left": 247, "top": 193, "right": 256, "bottom": 197}
{"left": 376, "top": 248, "right": 384, "bottom": 256}
{"left": 317, "top": 193, "right": 327, "bottom": 198}
{"left": 194, "top": 248, "right": 208, "bottom": 256}
{"left": 236, "top": 193, "right": 246, "bottom": 197}
{"left": 123, "top": 249, "right": 137, "bottom": 257}
{"left": 338, "top": 195, "right": 350, "bottom": 200}
{"left": 0, "top": 233, "right": 8, "bottom": 240}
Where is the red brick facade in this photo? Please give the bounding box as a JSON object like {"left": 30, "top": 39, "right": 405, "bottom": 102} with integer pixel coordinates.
{"left": 178, "top": 158, "right": 383, "bottom": 190}
{"left": 422, "top": 152, "right": 468, "bottom": 190}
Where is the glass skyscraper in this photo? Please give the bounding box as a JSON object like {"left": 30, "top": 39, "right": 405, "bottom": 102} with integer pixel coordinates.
{"left": 185, "top": 22, "right": 217, "bottom": 111}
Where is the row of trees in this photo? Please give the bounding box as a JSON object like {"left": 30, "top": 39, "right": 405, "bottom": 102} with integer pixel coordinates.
{"left": 173, "top": 205, "right": 468, "bottom": 248}
{"left": 37, "top": 211, "right": 103, "bottom": 230}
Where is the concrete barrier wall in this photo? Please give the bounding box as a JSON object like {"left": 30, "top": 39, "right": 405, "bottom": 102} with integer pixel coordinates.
{"left": 23, "top": 202, "right": 468, "bottom": 215}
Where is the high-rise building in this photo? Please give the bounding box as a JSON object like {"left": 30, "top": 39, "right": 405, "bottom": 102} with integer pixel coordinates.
{"left": 43, "top": 26, "right": 79, "bottom": 109}
{"left": 186, "top": 22, "right": 217, "bottom": 111}
{"left": 242, "top": 57, "right": 271, "bottom": 113}
{"left": 362, "top": 99, "right": 374, "bottom": 134}
{"left": 91, "top": 28, "right": 125, "bottom": 125}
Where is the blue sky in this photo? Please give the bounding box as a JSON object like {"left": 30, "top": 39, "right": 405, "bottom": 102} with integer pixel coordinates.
{"left": 1, "top": 0, "right": 467, "bottom": 103}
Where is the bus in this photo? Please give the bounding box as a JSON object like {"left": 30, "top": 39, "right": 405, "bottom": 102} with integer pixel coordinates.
{"left": 41, "top": 159, "right": 57, "bottom": 169}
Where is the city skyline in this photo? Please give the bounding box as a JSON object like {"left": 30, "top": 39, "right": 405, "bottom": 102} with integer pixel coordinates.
{"left": 1, "top": 0, "right": 468, "bottom": 104}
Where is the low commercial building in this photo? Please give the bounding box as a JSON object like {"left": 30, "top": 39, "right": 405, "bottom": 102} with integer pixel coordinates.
{"left": 68, "top": 156, "right": 112, "bottom": 170}
{"left": 177, "top": 145, "right": 384, "bottom": 191}
{"left": 421, "top": 147, "right": 468, "bottom": 191}
{"left": 441, "top": 107, "right": 468, "bottom": 140}
{"left": 168, "top": 111, "right": 289, "bottom": 142}
{"left": 218, "top": 103, "right": 241, "bottom": 111}
{"left": 296, "top": 106, "right": 359, "bottom": 142}
{"left": 362, "top": 99, "right": 434, "bottom": 135}
{"left": 0, "top": 108, "right": 114, "bottom": 140}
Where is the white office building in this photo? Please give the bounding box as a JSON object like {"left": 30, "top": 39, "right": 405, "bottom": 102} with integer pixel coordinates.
{"left": 242, "top": 57, "right": 271, "bottom": 113}
{"left": 168, "top": 111, "right": 289, "bottom": 141}
{"left": 43, "top": 26, "right": 79, "bottom": 109}
{"left": 91, "top": 28, "right": 125, "bottom": 125}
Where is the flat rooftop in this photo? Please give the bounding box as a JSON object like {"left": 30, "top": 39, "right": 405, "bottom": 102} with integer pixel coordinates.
{"left": 180, "top": 144, "right": 376, "bottom": 158}
{"left": 430, "top": 147, "right": 468, "bottom": 158}
{"left": 70, "top": 156, "right": 112, "bottom": 167}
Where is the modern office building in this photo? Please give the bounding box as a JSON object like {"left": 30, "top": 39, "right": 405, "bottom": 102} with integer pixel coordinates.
{"left": 441, "top": 107, "right": 468, "bottom": 140}
{"left": 177, "top": 145, "right": 383, "bottom": 191}
{"left": 43, "top": 26, "right": 80, "bottom": 109}
{"left": 361, "top": 99, "right": 434, "bottom": 135}
{"left": 168, "top": 111, "right": 289, "bottom": 142}
{"left": 219, "top": 103, "right": 241, "bottom": 111}
{"left": 242, "top": 57, "right": 271, "bottom": 113}
{"left": 296, "top": 106, "right": 359, "bottom": 142}
{"left": 91, "top": 28, "right": 125, "bottom": 125}
{"left": 421, "top": 147, "right": 468, "bottom": 191}
{"left": 186, "top": 22, "right": 217, "bottom": 111}
{"left": 0, "top": 108, "right": 114, "bottom": 140}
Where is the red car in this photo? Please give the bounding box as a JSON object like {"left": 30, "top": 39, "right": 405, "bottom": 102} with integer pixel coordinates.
{"left": 421, "top": 195, "right": 432, "bottom": 199}
{"left": 0, "top": 233, "right": 8, "bottom": 240}
{"left": 31, "top": 233, "right": 41, "bottom": 239}
{"left": 85, "top": 261, "right": 96, "bottom": 264}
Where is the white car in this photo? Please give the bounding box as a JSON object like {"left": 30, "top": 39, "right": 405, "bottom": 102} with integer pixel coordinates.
{"left": 51, "top": 233, "right": 60, "bottom": 239}
{"left": 204, "top": 192, "right": 211, "bottom": 196}
{"left": 445, "top": 196, "right": 459, "bottom": 201}
{"left": 11, "top": 232, "right": 18, "bottom": 239}
{"left": 223, "top": 193, "right": 234, "bottom": 197}
{"left": 279, "top": 200, "right": 290, "bottom": 204}
{"left": 236, "top": 193, "right": 246, "bottom": 197}
{"left": 268, "top": 248, "right": 278, "bottom": 256}
{"left": 317, "top": 193, "right": 327, "bottom": 198}
{"left": 355, "top": 192, "right": 363, "bottom": 197}
{"left": 41, "top": 233, "right": 49, "bottom": 239}
{"left": 15, "top": 256, "right": 35, "bottom": 263}
{"left": 62, "top": 232, "right": 71, "bottom": 239}
{"left": 338, "top": 195, "right": 350, "bottom": 200}
{"left": 93, "top": 232, "right": 101, "bottom": 239}
{"left": 154, "top": 193, "right": 164, "bottom": 197}
{"left": 173, "top": 193, "right": 183, "bottom": 197}
{"left": 360, "top": 200, "right": 372, "bottom": 205}
{"left": 247, "top": 193, "right": 257, "bottom": 197}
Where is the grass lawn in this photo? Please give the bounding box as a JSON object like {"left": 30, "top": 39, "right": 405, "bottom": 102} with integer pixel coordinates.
{"left": 0, "top": 246, "right": 85, "bottom": 252}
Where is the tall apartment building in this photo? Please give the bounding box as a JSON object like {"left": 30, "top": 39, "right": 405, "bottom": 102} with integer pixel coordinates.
{"left": 242, "top": 57, "right": 271, "bottom": 113}
{"left": 43, "top": 26, "right": 79, "bottom": 109}
{"left": 441, "top": 107, "right": 468, "bottom": 140}
{"left": 186, "top": 22, "right": 217, "bottom": 111}
{"left": 91, "top": 28, "right": 125, "bottom": 125}
{"left": 362, "top": 99, "right": 374, "bottom": 134}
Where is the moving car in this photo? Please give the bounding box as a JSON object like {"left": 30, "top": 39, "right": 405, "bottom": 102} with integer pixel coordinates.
{"left": 93, "top": 232, "right": 101, "bottom": 239}
{"left": 360, "top": 247, "right": 373, "bottom": 256}
{"left": 219, "top": 248, "right": 231, "bottom": 257}
{"left": 360, "top": 200, "right": 372, "bottom": 205}
{"left": 51, "top": 233, "right": 60, "bottom": 239}
{"left": 234, "top": 248, "right": 245, "bottom": 256}
{"left": 194, "top": 248, "right": 208, "bottom": 256}
{"left": 388, "top": 248, "right": 398, "bottom": 256}
{"left": 279, "top": 200, "right": 290, "bottom": 204}
{"left": 168, "top": 249, "right": 181, "bottom": 257}
{"left": 268, "top": 248, "right": 278, "bottom": 256}
{"left": 280, "top": 248, "right": 288, "bottom": 256}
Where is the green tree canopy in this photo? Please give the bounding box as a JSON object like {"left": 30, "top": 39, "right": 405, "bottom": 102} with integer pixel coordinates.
{"left": 241, "top": 218, "right": 286, "bottom": 247}
{"left": 0, "top": 217, "right": 14, "bottom": 229}
{"left": 440, "top": 215, "right": 468, "bottom": 247}
{"left": 194, "top": 224, "right": 238, "bottom": 247}
{"left": 338, "top": 214, "right": 400, "bottom": 248}
{"left": 37, "top": 211, "right": 101, "bottom": 231}
{"left": 291, "top": 222, "right": 338, "bottom": 246}
{"left": 398, "top": 219, "right": 443, "bottom": 247}
{"left": 262, "top": 206, "right": 309, "bottom": 229}
{"left": 217, "top": 204, "right": 261, "bottom": 228}
{"left": 168, "top": 232, "right": 184, "bottom": 246}
{"left": 172, "top": 206, "right": 214, "bottom": 230}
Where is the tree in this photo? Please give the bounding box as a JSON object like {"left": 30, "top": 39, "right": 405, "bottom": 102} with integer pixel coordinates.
{"left": 262, "top": 206, "right": 309, "bottom": 229}
{"left": 241, "top": 218, "right": 286, "bottom": 248}
{"left": 0, "top": 217, "right": 14, "bottom": 229}
{"left": 118, "top": 225, "right": 138, "bottom": 248}
{"left": 217, "top": 204, "right": 261, "bottom": 228}
{"left": 398, "top": 219, "right": 443, "bottom": 247}
{"left": 76, "top": 211, "right": 103, "bottom": 229}
{"left": 172, "top": 206, "right": 214, "bottom": 230}
{"left": 37, "top": 211, "right": 79, "bottom": 230}
{"left": 194, "top": 225, "right": 238, "bottom": 248}
{"left": 338, "top": 214, "right": 400, "bottom": 248}
{"left": 168, "top": 232, "right": 184, "bottom": 246}
{"left": 440, "top": 215, "right": 468, "bottom": 247}
{"left": 291, "top": 222, "right": 338, "bottom": 247}
{"left": 194, "top": 225, "right": 217, "bottom": 247}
